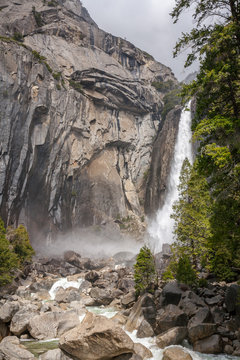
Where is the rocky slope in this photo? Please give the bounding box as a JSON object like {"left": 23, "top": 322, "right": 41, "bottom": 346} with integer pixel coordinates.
{"left": 0, "top": 0, "right": 179, "bottom": 244}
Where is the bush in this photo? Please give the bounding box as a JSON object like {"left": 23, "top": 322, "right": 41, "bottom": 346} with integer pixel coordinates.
{"left": 8, "top": 225, "right": 35, "bottom": 265}
{"left": 134, "top": 245, "right": 157, "bottom": 297}
{"left": 13, "top": 32, "right": 24, "bottom": 42}
{"left": 0, "top": 219, "right": 18, "bottom": 286}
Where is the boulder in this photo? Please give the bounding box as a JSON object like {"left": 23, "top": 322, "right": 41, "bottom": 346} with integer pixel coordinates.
{"left": 59, "top": 312, "right": 135, "bottom": 360}
{"left": 136, "top": 319, "right": 154, "bottom": 338}
{"left": 205, "top": 295, "right": 223, "bottom": 306}
{"left": 161, "top": 281, "right": 183, "bottom": 306}
{"left": 55, "top": 288, "right": 80, "bottom": 303}
{"left": 64, "top": 251, "right": 82, "bottom": 268}
{"left": 188, "top": 323, "right": 216, "bottom": 343}
{"left": 10, "top": 305, "right": 39, "bottom": 336}
{"left": 89, "top": 287, "right": 113, "bottom": 305}
{"left": 193, "top": 334, "right": 223, "bottom": 353}
{"left": 118, "top": 278, "right": 135, "bottom": 293}
{"left": 188, "top": 307, "right": 212, "bottom": 328}
{"left": 125, "top": 294, "right": 156, "bottom": 332}
{"left": 225, "top": 284, "right": 240, "bottom": 314}
{"left": 0, "top": 301, "right": 19, "bottom": 322}
{"left": 0, "top": 321, "right": 8, "bottom": 341}
{"left": 133, "top": 343, "right": 152, "bottom": 359}
{"left": 28, "top": 311, "right": 80, "bottom": 340}
{"left": 0, "top": 336, "right": 35, "bottom": 359}
{"left": 179, "top": 291, "right": 205, "bottom": 317}
{"left": 156, "top": 327, "right": 187, "bottom": 348}
{"left": 211, "top": 307, "right": 225, "bottom": 325}
{"left": 121, "top": 290, "right": 136, "bottom": 308}
{"left": 155, "top": 304, "right": 188, "bottom": 335}
{"left": 85, "top": 271, "right": 100, "bottom": 283}
{"left": 113, "top": 355, "right": 142, "bottom": 360}
{"left": 162, "top": 347, "right": 192, "bottom": 360}
{"left": 39, "top": 349, "right": 73, "bottom": 360}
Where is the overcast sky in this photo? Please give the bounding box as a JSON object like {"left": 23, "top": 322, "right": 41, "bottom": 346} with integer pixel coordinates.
{"left": 82, "top": 0, "right": 199, "bottom": 81}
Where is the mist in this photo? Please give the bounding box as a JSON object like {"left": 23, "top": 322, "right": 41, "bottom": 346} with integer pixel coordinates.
{"left": 34, "top": 225, "right": 143, "bottom": 259}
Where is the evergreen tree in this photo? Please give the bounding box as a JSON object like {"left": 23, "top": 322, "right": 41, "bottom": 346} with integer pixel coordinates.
{"left": 134, "top": 245, "right": 157, "bottom": 297}
{"left": 171, "top": 158, "right": 212, "bottom": 270}
{"left": 0, "top": 218, "right": 18, "bottom": 286}
{"left": 7, "top": 225, "right": 35, "bottom": 265}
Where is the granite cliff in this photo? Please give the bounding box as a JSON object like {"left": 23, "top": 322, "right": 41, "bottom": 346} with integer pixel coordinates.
{"left": 0, "top": 0, "right": 180, "bottom": 244}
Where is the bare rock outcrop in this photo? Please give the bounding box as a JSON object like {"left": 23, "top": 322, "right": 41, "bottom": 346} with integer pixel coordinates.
{"left": 0, "top": 0, "right": 178, "bottom": 242}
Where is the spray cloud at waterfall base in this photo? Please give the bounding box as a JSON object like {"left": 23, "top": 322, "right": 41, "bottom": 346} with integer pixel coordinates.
{"left": 148, "top": 102, "right": 193, "bottom": 253}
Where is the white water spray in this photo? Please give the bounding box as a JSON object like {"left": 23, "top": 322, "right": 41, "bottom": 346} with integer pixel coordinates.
{"left": 148, "top": 102, "right": 193, "bottom": 253}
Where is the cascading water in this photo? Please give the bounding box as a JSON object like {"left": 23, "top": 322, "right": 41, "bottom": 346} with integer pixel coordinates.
{"left": 148, "top": 101, "right": 193, "bottom": 253}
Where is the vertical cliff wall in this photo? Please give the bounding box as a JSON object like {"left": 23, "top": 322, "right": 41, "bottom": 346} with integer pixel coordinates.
{"left": 0, "top": 0, "right": 179, "bottom": 243}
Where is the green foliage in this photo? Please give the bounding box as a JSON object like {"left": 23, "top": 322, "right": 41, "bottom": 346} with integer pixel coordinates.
{"left": 32, "top": 50, "right": 46, "bottom": 61}
{"left": 0, "top": 219, "right": 18, "bottom": 286}
{"left": 171, "top": 0, "right": 240, "bottom": 281}
{"left": 32, "top": 6, "right": 43, "bottom": 27}
{"left": 152, "top": 80, "right": 175, "bottom": 93}
{"left": 142, "top": 51, "right": 154, "bottom": 60}
{"left": 69, "top": 79, "right": 84, "bottom": 94}
{"left": 161, "top": 88, "right": 181, "bottom": 120}
{"left": 47, "top": 0, "right": 58, "bottom": 6}
{"left": 175, "top": 255, "right": 197, "bottom": 285}
{"left": 9, "top": 225, "right": 35, "bottom": 265}
{"left": 53, "top": 72, "right": 61, "bottom": 81}
{"left": 134, "top": 245, "right": 157, "bottom": 297}
{"left": 13, "top": 32, "right": 24, "bottom": 42}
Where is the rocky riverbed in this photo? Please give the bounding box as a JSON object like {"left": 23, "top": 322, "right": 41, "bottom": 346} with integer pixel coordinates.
{"left": 0, "top": 249, "right": 240, "bottom": 359}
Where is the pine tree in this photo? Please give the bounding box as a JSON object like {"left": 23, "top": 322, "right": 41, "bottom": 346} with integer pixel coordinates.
{"left": 134, "top": 245, "right": 157, "bottom": 297}
{"left": 0, "top": 218, "right": 18, "bottom": 286}
{"left": 171, "top": 158, "right": 212, "bottom": 270}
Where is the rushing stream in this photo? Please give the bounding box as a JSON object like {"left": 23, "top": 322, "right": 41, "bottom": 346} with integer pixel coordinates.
{"left": 148, "top": 102, "right": 193, "bottom": 252}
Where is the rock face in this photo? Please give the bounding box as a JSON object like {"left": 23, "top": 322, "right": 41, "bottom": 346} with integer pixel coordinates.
{"left": 0, "top": 0, "right": 178, "bottom": 242}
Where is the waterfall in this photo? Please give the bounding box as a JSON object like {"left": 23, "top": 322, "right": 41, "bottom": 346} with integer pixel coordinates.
{"left": 148, "top": 102, "right": 193, "bottom": 253}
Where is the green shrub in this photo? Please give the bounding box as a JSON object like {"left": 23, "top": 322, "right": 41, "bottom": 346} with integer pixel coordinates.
{"left": 134, "top": 245, "right": 157, "bottom": 297}
{"left": 13, "top": 32, "right": 24, "bottom": 42}
{"left": 32, "top": 6, "right": 43, "bottom": 27}
{"left": 161, "top": 88, "right": 181, "bottom": 120}
{"left": 9, "top": 225, "right": 35, "bottom": 265}
{"left": 0, "top": 219, "right": 18, "bottom": 286}
{"left": 152, "top": 80, "right": 175, "bottom": 93}
{"left": 53, "top": 72, "right": 61, "bottom": 81}
{"left": 69, "top": 79, "right": 84, "bottom": 94}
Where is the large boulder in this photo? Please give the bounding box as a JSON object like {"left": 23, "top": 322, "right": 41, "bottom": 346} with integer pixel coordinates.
{"left": 225, "top": 284, "right": 240, "bottom": 314}
{"left": 155, "top": 304, "right": 188, "bottom": 335}
{"left": 193, "top": 334, "right": 223, "bottom": 354}
{"left": 136, "top": 319, "right": 154, "bottom": 338}
{"left": 162, "top": 347, "right": 192, "bottom": 360}
{"left": 179, "top": 291, "right": 205, "bottom": 317}
{"left": 0, "top": 321, "right": 8, "bottom": 341}
{"left": 188, "top": 323, "right": 217, "bottom": 344}
{"left": 89, "top": 287, "right": 114, "bottom": 306}
{"left": 160, "top": 281, "right": 183, "bottom": 306}
{"left": 59, "top": 312, "right": 135, "bottom": 360}
{"left": 121, "top": 290, "right": 136, "bottom": 308}
{"left": 0, "top": 336, "right": 36, "bottom": 359}
{"left": 55, "top": 288, "right": 81, "bottom": 303}
{"left": 125, "top": 294, "right": 156, "bottom": 332}
{"left": 156, "top": 327, "right": 187, "bottom": 348}
{"left": 10, "top": 305, "right": 39, "bottom": 336}
{"left": 28, "top": 311, "right": 80, "bottom": 340}
{"left": 188, "top": 307, "right": 212, "bottom": 328}
{"left": 0, "top": 301, "right": 20, "bottom": 323}
{"left": 133, "top": 343, "right": 152, "bottom": 359}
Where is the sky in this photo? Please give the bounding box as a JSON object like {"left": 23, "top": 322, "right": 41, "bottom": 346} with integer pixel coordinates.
{"left": 81, "top": 0, "right": 199, "bottom": 81}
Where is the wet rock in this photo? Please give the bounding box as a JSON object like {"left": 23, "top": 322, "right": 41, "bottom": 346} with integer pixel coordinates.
{"left": 160, "top": 281, "right": 183, "bottom": 306}
{"left": 156, "top": 327, "right": 187, "bottom": 348}
{"left": 136, "top": 319, "right": 154, "bottom": 338}
{"left": 59, "top": 312, "right": 135, "bottom": 360}
{"left": 134, "top": 343, "right": 152, "bottom": 359}
{"left": 0, "top": 336, "right": 36, "bottom": 359}
{"left": 162, "top": 347, "right": 192, "bottom": 360}
{"left": 188, "top": 323, "right": 217, "bottom": 343}
{"left": 28, "top": 311, "right": 80, "bottom": 340}
{"left": 155, "top": 304, "right": 188, "bottom": 335}
{"left": 193, "top": 334, "right": 223, "bottom": 354}
{"left": 224, "top": 344, "right": 234, "bottom": 355}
